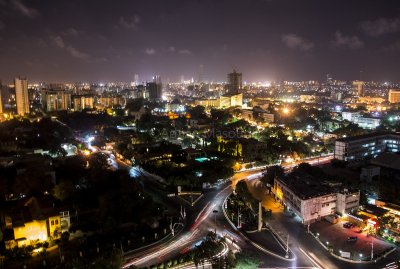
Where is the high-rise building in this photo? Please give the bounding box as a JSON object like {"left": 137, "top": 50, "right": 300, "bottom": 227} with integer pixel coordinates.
{"left": 0, "top": 81, "right": 3, "bottom": 114}
{"left": 388, "top": 89, "right": 400, "bottom": 103}
{"left": 326, "top": 73, "right": 333, "bottom": 85}
{"left": 42, "top": 89, "right": 71, "bottom": 111}
{"left": 147, "top": 75, "right": 162, "bottom": 100}
{"left": 134, "top": 74, "right": 139, "bottom": 86}
{"left": 227, "top": 70, "right": 242, "bottom": 94}
{"left": 352, "top": 80, "right": 365, "bottom": 97}
{"left": 72, "top": 95, "right": 94, "bottom": 111}
{"left": 0, "top": 90, "right": 3, "bottom": 114}
{"left": 14, "top": 77, "right": 30, "bottom": 115}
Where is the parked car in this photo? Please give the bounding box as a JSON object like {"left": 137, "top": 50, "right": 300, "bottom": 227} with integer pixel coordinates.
{"left": 347, "top": 236, "right": 358, "bottom": 242}
{"left": 343, "top": 222, "right": 353, "bottom": 228}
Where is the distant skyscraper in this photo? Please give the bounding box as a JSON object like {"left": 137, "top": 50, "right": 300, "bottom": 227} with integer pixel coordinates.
{"left": 0, "top": 90, "right": 2, "bottom": 114}
{"left": 388, "top": 89, "right": 400, "bottom": 103}
{"left": 0, "top": 81, "right": 3, "bottom": 114}
{"left": 14, "top": 77, "right": 29, "bottom": 115}
{"left": 227, "top": 70, "right": 242, "bottom": 94}
{"left": 147, "top": 75, "right": 162, "bottom": 100}
{"left": 198, "top": 64, "right": 204, "bottom": 83}
{"left": 147, "top": 82, "right": 162, "bottom": 100}
{"left": 134, "top": 74, "right": 139, "bottom": 86}
{"left": 352, "top": 80, "right": 365, "bottom": 97}
{"left": 326, "top": 73, "right": 333, "bottom": 85}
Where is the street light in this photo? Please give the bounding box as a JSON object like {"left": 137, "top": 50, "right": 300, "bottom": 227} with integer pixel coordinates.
{"left": 213, "top": 210, "right": 219, "bottom": 235}
{"left": 282, "top": 107, "right": 290, "bottom": 115}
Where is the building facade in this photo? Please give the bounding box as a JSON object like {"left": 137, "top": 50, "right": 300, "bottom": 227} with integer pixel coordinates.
{"left": 334, "top": 132, "right": 400, "bottom": 161}
{"left": 353, "top": 80, "right": 365, "bottom": 97}
{"left": 14, "top": 77, "right": 30, "bottom": 115}
{"left": 227, "top": 70, "right": 242, "bottom": 95}
{"left": 273, "top": 178, "right": 360, "bottom": 224}
{"left": 389, "top": 89, "right": 400, "bottom": 103}
{"left": 42, "top": 89, "right": 71, "bottom": 111}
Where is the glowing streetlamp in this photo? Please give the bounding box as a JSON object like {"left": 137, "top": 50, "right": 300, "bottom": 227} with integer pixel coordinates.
{"left": 282, "top": 107, "right": 290, "bottom": 115}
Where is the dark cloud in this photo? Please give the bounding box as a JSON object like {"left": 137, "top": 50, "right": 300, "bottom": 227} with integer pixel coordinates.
{"left": 51, "top": 35, "right": 90, "bottom": 60}
{"left": 145, "top": 48, "right": 156, "bottom": 55}
{"left": 178, "top": 49, "right": 192, "bottom": 55}
{"left": 332, "top": 31, "right": 364, "bottom": 49}
{"left": 11, "top": 0, "right": 39, "bottom": 18}
{"left": 281, "top": 34, "right": 314, "bottom": 51}
{"left": 0, "top": 0, "right": 399, "bottom": 82}
{"left": 361, "top": 18, "right": 400, "bottom": 36}
{"left": 118, "top": 15, "right": 140, "bottom": 29}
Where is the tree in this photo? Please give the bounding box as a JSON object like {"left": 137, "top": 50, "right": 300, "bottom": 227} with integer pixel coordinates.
{"left": 89, "top": 152, "right": 110, "bottom": 170}
{"left": 49, "top": 145, "right": 67, "bottom": 158}
{"left": 53, "top": 180, "right": 75, "bottom": 201}
{"left": 235, "top": 181, "right": 258, "bottom": 212}
{"left": 260, "top": 165, "right": 284, "bottom": 186}
{"left": 234, "top": 251, "right": 261, "bottom": 269}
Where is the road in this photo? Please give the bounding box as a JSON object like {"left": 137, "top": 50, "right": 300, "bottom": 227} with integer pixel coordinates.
{"left": 75, "top": 142, "right": 398, "bottom": 269}
{"left": 121, "top": 156, "right": 336, "bottom": 269}
{"left": 243, "top": 157, "right": 400, "bottom": 269}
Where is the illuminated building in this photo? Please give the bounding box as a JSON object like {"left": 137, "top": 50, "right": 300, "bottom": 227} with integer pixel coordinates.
{"left": 3, "top": 197, "right": 70, "bottom": 249}
{"left": 358, "top": 96, "right": 385, "bottom": 104}
{"left": 194, "top": 93, "right": 243, "bottom": 109}
{"left": 0, "top": 90, "right": 2, "bottom": 114}
{"left": 41, "top": 89, "right": 71, "bottom": 111}
{"left": 334, "top": 132, "right": 400, "bottom": 161}
{"left": 96, "top": 96, "right": 125, "bottom": 109}
{"left": 352, "top": 80, "right": 365, "bottom": 97}
{"left": 219, "top": 93, "right": 243, "bottom": 108}
{"left": 227, "top": 70, "right": 242, "bottom": 94}
{"left": 388, "top": 89, "right": 400, "bottom": 103}
{"left": 272, "top": 177, "right": 359, "bottom": 224}
{"left": 72, "top": 95, "right": 94, "bottom": 111}
{"left": 14, "top": 77, "right": 30, "bottom": 115}
{"left": 300, "top": 94, "right": 316, "bottom": 103}
{"left": 341, "top": 111, "right": 381, "bottom": 129}
{"left": 194, "top": 98, "right": 220, "bottom": 108}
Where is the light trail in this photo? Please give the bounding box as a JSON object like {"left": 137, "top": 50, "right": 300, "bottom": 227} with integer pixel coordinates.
{"left": 123, "top": 229, "right": 200, "bottom": 268}
{"left": 298, "top": 247, "right": 323, "bottom": 269}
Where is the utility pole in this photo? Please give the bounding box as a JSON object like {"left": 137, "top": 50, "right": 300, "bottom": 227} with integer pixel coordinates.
{"left": 258, "top": 202, "right": 262, "bottom": 232}
{"left": 371, "top": 241, "right": 374, "bottom": 261}
{"left": 237, "top": 207, "right": 241, "bottom": 228}
{"left": 285, "top": 234, "right": 289, "bottom": 258}
{"left": 213, "top": 210, "right": 219, "bottom": 235}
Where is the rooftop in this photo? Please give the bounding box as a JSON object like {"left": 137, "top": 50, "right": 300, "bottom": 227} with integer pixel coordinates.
{"left": 371, "top": 152, "right": 400, "bottom": 171}
{"left": 336, "top": 132, "right": 400, "bottom": 143}
{"left": 277, "top": 175, "right": 336, "bottom": 200}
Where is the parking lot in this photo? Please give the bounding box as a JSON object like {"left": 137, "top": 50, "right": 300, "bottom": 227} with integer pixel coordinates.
{"left": 311, "top": 219, "right": 394, "bottom": 259}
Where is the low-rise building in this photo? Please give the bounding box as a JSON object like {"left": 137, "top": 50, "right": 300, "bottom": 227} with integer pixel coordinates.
{"left": 272, "top": 177, "right": 359, "bottom": 224}
{"left": 1, "top": 197, "right": 70, "bottom": 249}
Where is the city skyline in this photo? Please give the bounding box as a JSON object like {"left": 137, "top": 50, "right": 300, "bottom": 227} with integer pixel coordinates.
{"left": 0, "top": 0, "right": 400, "bottom": 83}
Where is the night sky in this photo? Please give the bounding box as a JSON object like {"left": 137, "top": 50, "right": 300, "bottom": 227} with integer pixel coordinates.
{"left": 0, "top": 0, "right": 400, "bottom": 83}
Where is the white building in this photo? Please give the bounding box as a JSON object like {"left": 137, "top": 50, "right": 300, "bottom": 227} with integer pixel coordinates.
{"left": 273, "top": 177, "right": 359, "bottom": 224}
{"left": 341, "top": 111, "right": 381, "bottom": 130}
